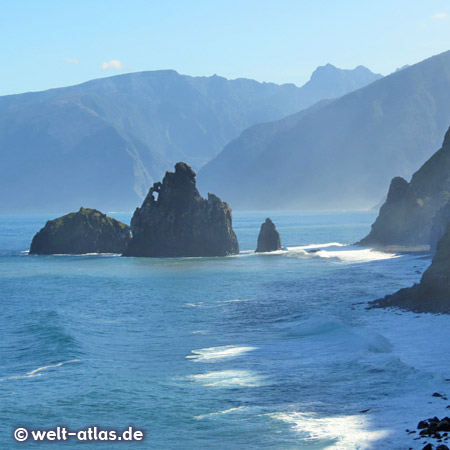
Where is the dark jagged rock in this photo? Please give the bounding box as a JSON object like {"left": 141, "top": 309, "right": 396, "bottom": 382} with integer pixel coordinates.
{"left": 359, "top": 127, "right": 450, "bottom": 248}
{"left": 370, "top": 220, "right": 450, "bottom": 313}
{"left": 255, "top": 218, "right": 281, "bottom": 253}
{"left": 30, "top": 208, "right": 131, "bottom": 255}
{"left": 411, "top": 416, "right": 450, "bottom": 449}
{"left": 123, "top": 162, "right": 239, "bottom": 257}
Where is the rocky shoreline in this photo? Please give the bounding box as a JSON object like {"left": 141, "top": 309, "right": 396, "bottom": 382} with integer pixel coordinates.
{"left": 408, "top": 403, "right": 450, "bottom": 450}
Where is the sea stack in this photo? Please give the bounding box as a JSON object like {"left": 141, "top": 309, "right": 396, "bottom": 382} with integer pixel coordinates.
{"left": 123, "top": 162, "right": 239, "bottom": 257}
{"left": 255, "top": 218, "right": 281, "bottom": 252}
{"left": 370, "top": 221, "right": 450, "bottom": 313}
{"left": 30, "top": 207, "right": 131, "bottom": 255}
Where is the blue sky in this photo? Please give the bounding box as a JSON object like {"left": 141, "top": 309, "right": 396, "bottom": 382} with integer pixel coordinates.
{"left": 1, "top": 0, "right": 450, "bottom": 95}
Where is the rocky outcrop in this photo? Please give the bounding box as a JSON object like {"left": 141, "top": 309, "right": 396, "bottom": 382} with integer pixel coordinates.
{"left": 123, "top": 162, "right": 239, "bottom": 257}
{"left": 359, "top": 127, "right": 450, "bottom": 248}
{"left": 408, "top": 413, "right": 450, "bottom": 449}
{"left": 255, "top": 218, "right": 281, "bottom": 252}
{"left": 370, "top": 220, "right": 450, "bottom": 313}
{"left": 30, "top": 208, "right": 131, "bottom": 255}
{"left": 430, "top": 200, "right": 450, "bottom": 251}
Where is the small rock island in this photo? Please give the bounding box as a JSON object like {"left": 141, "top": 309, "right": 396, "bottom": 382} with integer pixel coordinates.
{"left": 255, "top": 218, "right": 281, "bottom": 252}
{"left": 123, "top": 162, "right": 239, "bottom": 257}
{"left": 30, "top": 207, "right": 131, "bottom": 255}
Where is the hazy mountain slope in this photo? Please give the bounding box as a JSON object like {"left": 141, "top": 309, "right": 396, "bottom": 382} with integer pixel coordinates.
{"left": 198, "top": 50, "right": 450, "bottom": 210}
{"left": 0, "top": 66, "right": 380, "bottom": 213}
{"left": 359, "top": 127, "right": 450, "bottom": 248}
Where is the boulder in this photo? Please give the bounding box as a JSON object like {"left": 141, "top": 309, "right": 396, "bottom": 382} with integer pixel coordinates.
{"left": 30, "top": 207, "right": 131, "bottom": 255}
{"left": 123, "top": 162, "right": 239, "bottom": 257}
{"left": 255, "top": 218, "right": 281, "bottom": 252}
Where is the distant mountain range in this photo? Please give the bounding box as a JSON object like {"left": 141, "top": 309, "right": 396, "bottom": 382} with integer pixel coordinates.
{"left": 198, "top": 50, "right": 450, "bottom": 210}
{"left": 0, "top": 65, "right": 381, "bottom": 213}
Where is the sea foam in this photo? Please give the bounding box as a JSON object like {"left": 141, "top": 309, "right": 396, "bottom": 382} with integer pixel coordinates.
{"left": 187, "top": 345, "right": 256, "bottom": 362}
{"left": 268, "top": 411, "right": 389, "bottom": 450}
{"left": 189, "top": 370, "right": 264, "bottom": 387}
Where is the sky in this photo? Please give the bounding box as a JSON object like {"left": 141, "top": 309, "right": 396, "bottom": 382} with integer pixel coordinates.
{"left": 1, "top": 0, "right": 450, "bottom": 96}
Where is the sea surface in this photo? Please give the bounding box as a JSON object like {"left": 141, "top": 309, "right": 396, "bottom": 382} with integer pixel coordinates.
{"left": 1, "top": 211, "right": 449, "bottom": 449}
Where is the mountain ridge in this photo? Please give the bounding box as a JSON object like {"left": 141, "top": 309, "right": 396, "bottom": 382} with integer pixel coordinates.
{"left": 0, "top": 65, "right": 381, "bottom": 213}
{"left": 198, "top": 50, "right": 450, "bottom": 210}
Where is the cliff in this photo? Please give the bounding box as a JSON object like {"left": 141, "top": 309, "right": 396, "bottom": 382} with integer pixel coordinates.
{"left": 123, "top": 162, "right": 239, "bottom": 257}
{"left": 370, "top": 221, "right": 450, "bottom": 313}
{"left": 359, "top": 126, "right": 450, "bottom": 248}
{"left": 30, "top": 208, "right": 131, "bottom": 255}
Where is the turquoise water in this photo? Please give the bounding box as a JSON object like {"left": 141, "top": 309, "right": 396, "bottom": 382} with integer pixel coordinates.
{"left": 1, "top": 211, "right": 448, "bottom": 449}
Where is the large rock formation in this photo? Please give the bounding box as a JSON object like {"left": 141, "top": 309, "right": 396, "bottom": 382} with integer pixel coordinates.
{"left": 255, "top": 218, "right": 281, "bottom": 252}
{"left": 30, "top": 208, "right": 131, "bottom": 255}
{"left": 370, "top": 222, "right": 450, "bottom": 313}
{"left": 359, "top": 126, "right": 450, "bottom": 248}
{"left": 123, "top": 162, "right": 239, "bottom": 257}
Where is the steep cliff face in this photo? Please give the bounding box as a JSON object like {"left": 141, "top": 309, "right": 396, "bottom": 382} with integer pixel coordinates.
{"left": 359, "top": 127, "right": 450, "bottom": 247}
{"left": 123, "top": 162, "right": 239, "bottom": 257}
{"left": 371, "top": 222, "right": 450, "bottom": 313}
{"left": 30, "top": 208, "right": 131, "bottom": 254}
{"left": 255, "top": 218, "right": 281, "bottom": 252}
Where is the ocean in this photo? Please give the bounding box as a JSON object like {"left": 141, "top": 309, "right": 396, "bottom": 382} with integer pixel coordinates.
{"left": 1, "top": 211, "right": 449, "bottom": 449}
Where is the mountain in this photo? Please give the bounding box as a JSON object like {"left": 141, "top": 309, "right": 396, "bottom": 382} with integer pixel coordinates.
{"left": 359, "top": 127, "right": 450, "bottom": 248}
{"left": 198, "top": 50, "right": 450, "bottom": 210}
{"left": 298, "top": 64, "right": 382, "bottom": 106}
{"left": 0, "top": 66, "right": 380, "bottom": 214}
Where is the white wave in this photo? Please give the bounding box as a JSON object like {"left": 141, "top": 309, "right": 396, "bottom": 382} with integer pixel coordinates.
{"left": 27, "top": 359, "right": 81, "bottom": 375}
{"left": 299, "top": 242, "right": 346, "bottom": 249}
{"left": 20, "top": 250, "right": 29, "bottom": 254}
{"left": 284, "top": 244, "right": 400, "bottom": 263}
{"left": 254, "top": 249, "right": 287, "bottom": 255}
{"left": 184, "top": 302, "right": 205, "bottom": 308}
{"left": 189, "top": 370, "right": 264, "bottom": 387}
{"left": 187, "top": 345, "right": 256, "bottom": 362}
{"left": 237, "top": 250, "right": 254, "bottom": 255}
{"left": 237, "top": 243, "right": 348, "bottom": 258}
{"left": 0, "top": 359, "right": 81, "bottom": 382}
{"left": 191, "top": 330, "right": 209, "bottom": 335}
{"left": 268, "top": 411, "right": 389, "bottom": 450}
